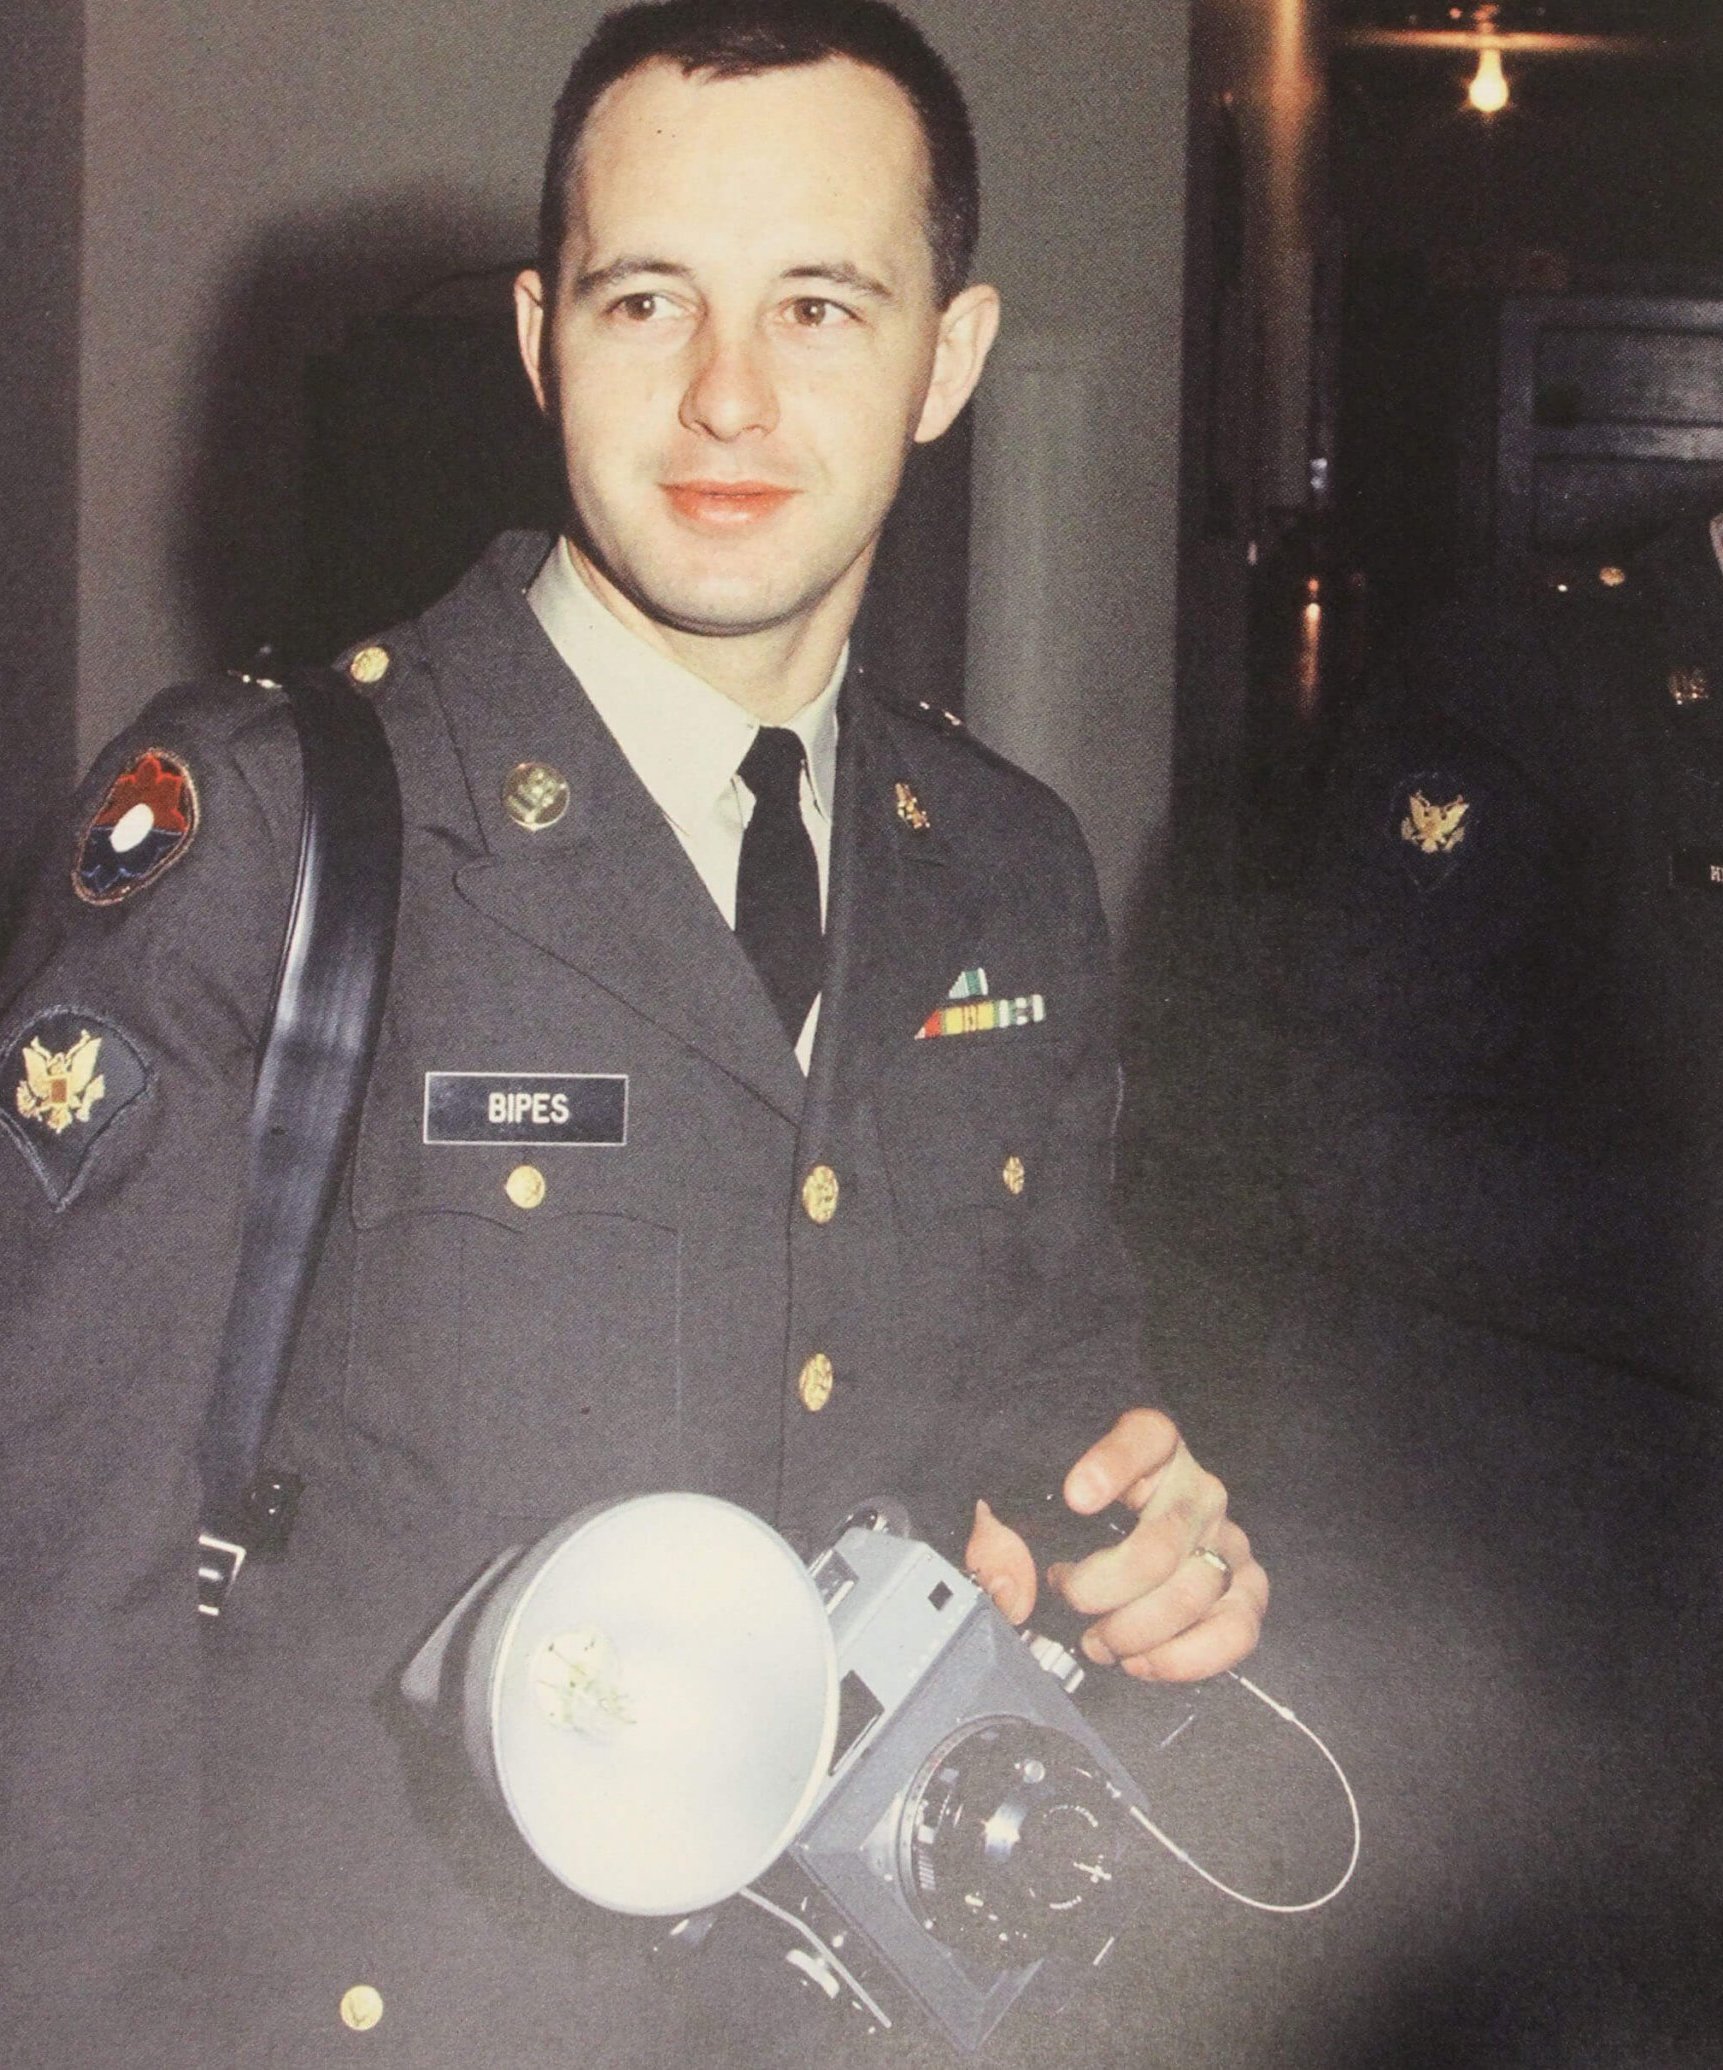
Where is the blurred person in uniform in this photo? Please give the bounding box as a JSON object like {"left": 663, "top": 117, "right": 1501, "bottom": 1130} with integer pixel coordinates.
{"left": 0, "top": 4, "right": 1267, "bottom": 2065}
{"left": 1285, "top": 510, "right": 1723, "bottom": 1391}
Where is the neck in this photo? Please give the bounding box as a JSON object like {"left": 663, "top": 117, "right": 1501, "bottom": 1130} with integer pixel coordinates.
{"left": 566, "top": 543, "right": 864, "bottom": 723}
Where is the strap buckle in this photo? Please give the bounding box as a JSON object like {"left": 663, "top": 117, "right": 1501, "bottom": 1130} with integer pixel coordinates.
{"left": 196, "top": 1531, "right": 248, "bottom": 1618}
{"left": 196, "top": 1471, "right": 304, "bottom": 1619}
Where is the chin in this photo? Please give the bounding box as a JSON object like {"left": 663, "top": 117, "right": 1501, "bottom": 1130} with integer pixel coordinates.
{"left": 644, "top": 592, "right": 812, "bottom": 640}
{"left": 621, "top": 561, "right": 836, "bottom": 642}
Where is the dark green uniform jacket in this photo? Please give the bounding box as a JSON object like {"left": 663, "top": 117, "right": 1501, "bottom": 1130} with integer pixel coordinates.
{"left": 0, "top": 533, "right": 1141, "bottom": 2066}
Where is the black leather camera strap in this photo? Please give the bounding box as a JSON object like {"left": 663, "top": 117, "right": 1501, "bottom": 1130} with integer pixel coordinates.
{"left": 197, "top": 665, "right": 402, "bottom": 1617}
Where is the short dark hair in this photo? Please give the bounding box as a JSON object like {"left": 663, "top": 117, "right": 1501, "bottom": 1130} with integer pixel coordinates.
{"left": 538, "top": 0, "right": 980, "bottom": 308}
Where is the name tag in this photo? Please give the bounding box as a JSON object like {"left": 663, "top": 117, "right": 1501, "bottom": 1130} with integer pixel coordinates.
{"left": 1669, "top": 847, "right": 1723, "bottom": 892}
{"left": 422, "top": 1072, "right": 628, "bottom": 1146}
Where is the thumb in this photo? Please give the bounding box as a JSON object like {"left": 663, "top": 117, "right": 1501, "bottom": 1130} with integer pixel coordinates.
{"left": 965, "top": 1498, "right": 1038, "bottom": 1625}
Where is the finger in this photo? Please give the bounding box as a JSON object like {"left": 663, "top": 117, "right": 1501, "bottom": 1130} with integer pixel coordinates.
{"left": 1063, "top": 1406, "right": 1182, "bottom": 1514}
{"left": 964, "top": 1498, "right": 1037, "bottom": 1624}
{"left": 1117, "top": 1548, "right": 1270, "bottom": 1683}
{"left": 1078, "top": 1519, "right": 1254, "bottom": 1666}
{"left": 1051, "top": 1466, "right": 1229, "bottom": 1619}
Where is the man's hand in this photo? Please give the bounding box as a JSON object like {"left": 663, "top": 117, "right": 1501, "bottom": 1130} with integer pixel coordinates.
{"left": 965, "top": 1407, "right": 1267, "bottom": 1682}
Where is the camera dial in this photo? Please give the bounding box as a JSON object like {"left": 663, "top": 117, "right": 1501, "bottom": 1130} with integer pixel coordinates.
{"left": 897, "top": 1718, "right": 1124, "bottom": 1962}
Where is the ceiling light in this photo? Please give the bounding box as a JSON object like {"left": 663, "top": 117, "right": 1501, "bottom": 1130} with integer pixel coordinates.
{"left": 1467, "top": 44, "right": 1510, "bottom": 111}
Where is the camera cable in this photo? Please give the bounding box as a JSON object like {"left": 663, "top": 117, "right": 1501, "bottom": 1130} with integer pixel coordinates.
{"left": 1124, "top": 1669, "right": 1362, "bottom": 1914}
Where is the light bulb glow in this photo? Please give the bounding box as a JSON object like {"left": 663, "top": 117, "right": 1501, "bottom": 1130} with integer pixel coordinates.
{"left": 1467, "top": 46, "right": 1510, "bottom": 114}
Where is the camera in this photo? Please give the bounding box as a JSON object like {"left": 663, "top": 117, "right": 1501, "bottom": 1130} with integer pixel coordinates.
{"left": 771, "top": 1498, "right": 1187, "bottom": 2048}
{"left": 400, "top": 1492, "right": 1196, "bottom": 2052}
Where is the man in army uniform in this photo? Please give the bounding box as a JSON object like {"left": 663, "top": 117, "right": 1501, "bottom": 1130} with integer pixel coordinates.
{"left": 0, "top": 4, "right": 1266, "bottom": 2063}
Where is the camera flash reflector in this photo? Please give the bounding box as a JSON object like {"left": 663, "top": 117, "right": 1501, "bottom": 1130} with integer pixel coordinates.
{"left": 466, "top": 1492, "right": 841, "bottom": 1915}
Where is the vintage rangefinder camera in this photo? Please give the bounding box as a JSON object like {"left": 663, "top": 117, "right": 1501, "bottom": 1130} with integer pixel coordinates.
{"left": 401, "top": 1492, "right": 1192, "bottom": 2053}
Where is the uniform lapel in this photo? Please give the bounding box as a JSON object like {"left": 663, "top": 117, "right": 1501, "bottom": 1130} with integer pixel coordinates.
{"left": 422, "top": 539, "right": 805, "bottom": 1124}
{"left": 810, "top": 682, "right": 989, "bottom": 1106}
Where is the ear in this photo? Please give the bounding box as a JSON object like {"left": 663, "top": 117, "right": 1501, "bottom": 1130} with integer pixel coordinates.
{"left": 514, "top": 268, "right": 551, "bottom": 417}
{"left": 913, "top": 283, "right": 1002, "bottom": 445}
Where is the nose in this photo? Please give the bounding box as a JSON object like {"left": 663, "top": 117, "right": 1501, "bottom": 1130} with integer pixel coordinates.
{"left": 678, "top": 319, "right": 779, "bottom": 442}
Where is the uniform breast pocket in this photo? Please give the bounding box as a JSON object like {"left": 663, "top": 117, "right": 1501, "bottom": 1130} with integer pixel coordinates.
{"left": 879, "top": 1032, "right": 1059, "bottom": 1350}
{"left": 345, "top": 1115, "right": 684, "bottom": 1529}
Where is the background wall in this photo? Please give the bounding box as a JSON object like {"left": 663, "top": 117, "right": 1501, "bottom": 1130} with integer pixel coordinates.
{"left": 953, "top": 0, "right": 1193, "bottom": 932}
{"left": 0, "top": 0, "right": 83, "bottom": 914}
{"left": 76, "top": 1, "right": 575, "bottom": 760}
{"left": 53, "top": 0, "right": 1196, "bottom": 937}
{"left": 1171, "top": 0, "right": 1326, "bottom": 889}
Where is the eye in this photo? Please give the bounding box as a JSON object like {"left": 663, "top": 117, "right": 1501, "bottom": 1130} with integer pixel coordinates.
{"left": 610, "top": 291, "right": 671, "bottom": 322}
{"left": 786, "top": 297, "right": 853, "bottom": 330}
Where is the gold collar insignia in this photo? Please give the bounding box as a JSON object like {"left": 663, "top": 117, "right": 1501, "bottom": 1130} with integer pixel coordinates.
{"left": 894, "top": 782, "right": 931, "bottom": 832}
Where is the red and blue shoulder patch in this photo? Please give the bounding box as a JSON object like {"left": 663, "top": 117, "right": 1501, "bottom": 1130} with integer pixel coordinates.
{"left": 72, "top": 748, "right": 199, "bottom": 906}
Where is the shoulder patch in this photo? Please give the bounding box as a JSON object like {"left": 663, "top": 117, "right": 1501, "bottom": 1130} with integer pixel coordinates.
{"left": 0, "top": 1009, "right": 151, "bottom": 1208}
{"left": 73, "top": 748, "right": 199, "bottom": 906}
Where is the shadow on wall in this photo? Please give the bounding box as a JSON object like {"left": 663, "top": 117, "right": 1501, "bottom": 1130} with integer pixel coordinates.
{"left": 169, "top": 187, "right": 544, "bottom": 677}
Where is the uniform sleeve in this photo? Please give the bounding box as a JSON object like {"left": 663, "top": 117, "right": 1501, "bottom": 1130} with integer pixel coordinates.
{"left": 0, "top": 687, "right": 297, "bottom": 2062}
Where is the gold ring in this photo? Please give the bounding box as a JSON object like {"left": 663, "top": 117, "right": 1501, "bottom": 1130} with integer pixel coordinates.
{"left": 1192, "top": 1544, "right": 1232, "bottom": 1590}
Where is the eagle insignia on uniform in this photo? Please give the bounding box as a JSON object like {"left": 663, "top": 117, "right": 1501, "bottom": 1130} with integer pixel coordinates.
{"left": 73, "top": 748, "right": 198, "bottom": 906}
{"left": 0, "top": 1009, "right": 150, "bottom": 1209}
{"left": 894, "top": 782, "right": 931, "bottom": 832}
{"left": 16, "top": 1029, "right": 106, "bottom": 1135}
{"left": 1400, "top": 790, "right": 1469, "bottom": 856}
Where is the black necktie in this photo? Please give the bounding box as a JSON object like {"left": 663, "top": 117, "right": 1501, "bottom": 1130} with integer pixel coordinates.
{"left": 735, "top": 728, "right": 823, "bottom": 1042}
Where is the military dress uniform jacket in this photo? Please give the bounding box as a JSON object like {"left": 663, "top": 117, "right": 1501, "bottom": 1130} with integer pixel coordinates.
{"left": 0, "top": 532, "right": 1143, "bottom": 2067}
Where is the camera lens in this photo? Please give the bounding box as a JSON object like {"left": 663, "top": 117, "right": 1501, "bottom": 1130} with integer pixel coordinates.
{"left": 897, "top": 1718, "right": 1123, "bottom": 1963}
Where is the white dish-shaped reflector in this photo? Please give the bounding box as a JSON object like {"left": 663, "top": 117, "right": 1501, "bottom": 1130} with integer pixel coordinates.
{"left": 476, "top": 1492, "right": 840, "bottom": 1915}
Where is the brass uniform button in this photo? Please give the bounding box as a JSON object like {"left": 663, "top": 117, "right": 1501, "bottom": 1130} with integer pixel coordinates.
{"left": 504, "top": 761, "right": 571, "bottom": 833}
{"left": 346, "top": 645, "right": 390, "bottom": 687}
{"left": 801, "top": 1164, "right": 840, "bottom": 1225}
{"left": 339, "top": 1984, "right": 384, "bottom": 2032}
{"left": 1598, "top": 565, "right": 1627, "bottom": 589}
{"left": 505, "top": 1164, "right": 546, "bottom": 1211}
{"left": 797, "top": 1352, "right": 834, "bottom": 1412}
{"left": 1002, "top": 1154, "right": 1026, "bottom": 1196}
{"left": 1669, "top": 666, "right": 1710, "bottom": 708}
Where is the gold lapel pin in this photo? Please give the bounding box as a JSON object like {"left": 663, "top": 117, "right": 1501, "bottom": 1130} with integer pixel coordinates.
{"left": 894, "top": 782, "right": 930, "bottom": 832}
{"left": 504, "top": 761, "right": 571, "bottom": 832}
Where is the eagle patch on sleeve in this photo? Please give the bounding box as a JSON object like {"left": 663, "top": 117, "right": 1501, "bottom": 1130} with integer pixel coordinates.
{"left": 1392, "top": 770, "right": 1473, "bottom": 889}
{"left": 73, "top": 748, "right": 199, "bottom": 906}
{"left": 0, "top": 1009, "right": 151, "bottom": 1208}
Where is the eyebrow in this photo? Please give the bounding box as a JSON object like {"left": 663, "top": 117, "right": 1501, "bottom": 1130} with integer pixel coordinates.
{"left": 782, "top": 262, "right": 895, "bottom": 303}
{"left": 572, "top": 255, "right": 695, "bottom": 298}
{"left": 571, "top": 256, "right": 895, "bottom": 303}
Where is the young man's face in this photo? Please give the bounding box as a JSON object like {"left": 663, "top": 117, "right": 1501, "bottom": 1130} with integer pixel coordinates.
{"left": 516, "top": 56, "right": 997, "bottom": 649}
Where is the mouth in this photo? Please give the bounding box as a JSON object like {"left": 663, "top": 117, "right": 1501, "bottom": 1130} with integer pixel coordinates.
{"left": 662, "top": 481, "right": 800, "bottom": 530}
